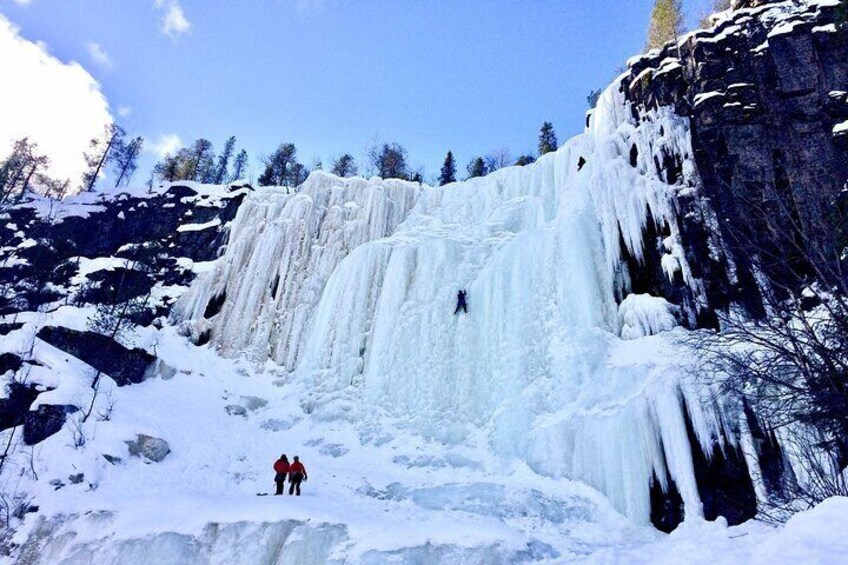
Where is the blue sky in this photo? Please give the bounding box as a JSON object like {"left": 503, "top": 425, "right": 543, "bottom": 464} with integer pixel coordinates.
{"left": 1, "top": 0, "right": 716, "bottom": 182}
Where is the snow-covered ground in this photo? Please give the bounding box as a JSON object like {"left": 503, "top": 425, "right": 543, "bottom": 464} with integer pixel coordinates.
{"left": 4, "top": 312, "right": 847, "bottom": 563}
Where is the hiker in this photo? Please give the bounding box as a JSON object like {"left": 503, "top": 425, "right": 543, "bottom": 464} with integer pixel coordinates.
{"left": 273, "top": 454, "right": 290, "bottom": 496}
{"left": 454, "top": 290, "right": 468, "bottom": 314}
{"left": 289, "top": 455, "right": 308, "bottom": 496}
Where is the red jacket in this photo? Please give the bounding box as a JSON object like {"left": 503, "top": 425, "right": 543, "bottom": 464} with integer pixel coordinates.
{"left": 274, "top": 459, "right": 290, "bottom": 474}
{"left": 290, "top": 461, "right": 306, "bottom": 476}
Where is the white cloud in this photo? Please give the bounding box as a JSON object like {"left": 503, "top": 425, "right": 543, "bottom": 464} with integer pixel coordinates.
{"left": 0, "top": 15, "right": 112, "bottom": 184}
{"left": 154, "top": 0, "right": 191, "bottom": 38}
{"left": 148, "top": 134, "right": 182, "bottom": 158}
{"left": 12, "top": 0, "right": 33, "bottom": 5}
{"left": 117, "top": 105, "right": 132, "bottom": 118}
{"left": 85, "top": 41, "right": 112, "bottom": 68}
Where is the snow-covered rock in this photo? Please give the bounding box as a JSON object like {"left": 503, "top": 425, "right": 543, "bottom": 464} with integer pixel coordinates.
{"left": 125, "top": 434, "right": 171, "bottom": 463}
{"left": 618, "top": 294, "right": 679, "bottom": 339}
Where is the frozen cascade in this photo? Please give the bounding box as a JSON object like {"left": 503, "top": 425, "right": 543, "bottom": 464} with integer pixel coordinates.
{"left": 177, "top": 83, "right": 738, "bottom": 525}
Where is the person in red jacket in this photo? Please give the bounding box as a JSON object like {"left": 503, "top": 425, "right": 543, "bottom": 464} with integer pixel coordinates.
{"left": 273, "top": 454, "right": 290, "bottom": 495}
{"left": 288, "top": 455, "right": 308, "bottom": 496}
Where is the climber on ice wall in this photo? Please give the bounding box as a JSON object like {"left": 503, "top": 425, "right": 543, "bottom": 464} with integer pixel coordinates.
{"left": 454, "top": 290, "right": 468, "bottom": 314}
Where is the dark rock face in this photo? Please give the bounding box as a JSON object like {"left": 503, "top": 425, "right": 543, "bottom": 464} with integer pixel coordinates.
{"left": 649, "top": 470, "right": 685, "bottom": 534}
{"left": 685, "top": 407, "right": 757, "bottom": 526}
{"left": 0, "top": 184, "right": 247, "bottom": 316}
{"left": 23, "top": 404, "right": 79, "bottom": 445}
{"left": 744, "top": 400, "right": 795, "bottom": 499}
{"left": 77, "top": 268, "right": 156, "bottom": 305}
{"left": 36, "top": 326, "right": 155, "bottom": 387}
{"left": 0, "top": 382, "right": 43, "bottom": 431}
{"left": 0, "top": 323, "right": 23, "bottom": 336}
{"left": 649, "top": 400, "right": 757, "bottom": 532}
{"left": 624, "top": 2, "right": 848, "bottom": 321}
{"left": 0, "top": 352, "right": 23, "bottom": 376}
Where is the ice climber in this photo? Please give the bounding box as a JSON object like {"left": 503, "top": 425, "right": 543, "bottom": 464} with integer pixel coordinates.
{"left": 454, "top": 290, "right": 468, "bottom": 314}
{"left": 273, "top": 454, "right": 290, "bottom": 495}
{"left": 289, "top": 456, "right": 308, "bottom": 496}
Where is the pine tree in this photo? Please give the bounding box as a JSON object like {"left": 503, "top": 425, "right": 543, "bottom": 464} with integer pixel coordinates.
{"left": 466, "top": 157, "right": 487, "bottom": 179}
{"left": 0, "top": 138, "right": 50, "bottom": 204}
{"left": 82, "top": 124, "right": 126, "bottom": 192}
{"left": 230, "top": 150, "right": 249, "bottom": 182}
{"left": 647, "top": 0, "right": 684, "bottom": 50}
{"left": 331, "top": 153, "right": 357, "bottom": 177}
{"left": 153, "top": 154, "right": 180, "bottom": 183}
{"left": 213, "top": 136, "right": 236, "bottom": 184}
{"left": 439, "top": 151, "right": 457, "bottom": 186}
{"left": 369, "top": 142, "right": 409, "bottom": 180}
{"left": 112, "top": 136, "right": 144, "bottom": 187}
{"left": 190, "top": 139, "right": 216, "bottom": 183}
{"left": 259, "top": 143, "right": 300, "bottom": 186}
{"left": 538, "top": 122, "right": 558, "bottom": 156}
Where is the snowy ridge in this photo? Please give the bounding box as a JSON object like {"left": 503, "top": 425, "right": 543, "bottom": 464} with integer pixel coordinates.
{"left": 176, "top": 82, "right": 725, "bottom": 525}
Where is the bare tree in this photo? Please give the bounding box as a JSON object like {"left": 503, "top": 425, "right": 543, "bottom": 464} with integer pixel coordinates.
{"left": 691, "top": 175, "right": 848, "bottom": 515}
{"left": 485, "top": 148, "right": 513, "bottom": 173}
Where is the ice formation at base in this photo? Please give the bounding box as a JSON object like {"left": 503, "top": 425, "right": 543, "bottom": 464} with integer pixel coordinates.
{"left": 177, "top": 81, "right": 741, "bottom": 525}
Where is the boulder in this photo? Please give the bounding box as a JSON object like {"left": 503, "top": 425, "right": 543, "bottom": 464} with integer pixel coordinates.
{"left": 125, "top": 434, "right": 171, "bottom": 463}
{"left": 23, "top": 404, "right": 79, "bottom": 446}
{"left": 225, "top": 405, "right": 247, "bottom": 417}
{"left": 36, "top": 326, "right": 156, "bottom": 386}
{"left": 0, "top": 381, "right": 45, "bottom": 431}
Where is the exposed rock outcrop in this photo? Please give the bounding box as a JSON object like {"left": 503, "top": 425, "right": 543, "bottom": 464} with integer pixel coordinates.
{"left": 23, "top": 404, "right": 79, "bottom": 445}
{"left": 36, "top": 326, "right": 156, "bottom": 387}
{"left": 623, "top": 0, "right": 848, "bottom": 322}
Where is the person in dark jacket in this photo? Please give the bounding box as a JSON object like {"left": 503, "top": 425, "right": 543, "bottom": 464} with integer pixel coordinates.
{"left": 289, "top": 455, "right": 308, "bottom": 496}
{"left": 454, "top": 290, "right": 468, "bottom": 314}
{"left": 273, "top": 454, "right": 290, "bottom": 495}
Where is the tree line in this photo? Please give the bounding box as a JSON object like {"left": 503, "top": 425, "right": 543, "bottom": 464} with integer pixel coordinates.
{"left": 0, "top": 124, "right": 146, "bottom": 208}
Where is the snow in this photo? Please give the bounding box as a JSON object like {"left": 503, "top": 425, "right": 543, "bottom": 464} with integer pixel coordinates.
{"left": 618, "top": 294, "right": 679, "bottom": 340}
{"left": 176, "top": 217, "right": 222, "bottom": 233}
{"left": 694, "top": 91, "right": 725, "bottom": 108}
{"left": 833, "top": 120, "right": 848, "bottom": 135}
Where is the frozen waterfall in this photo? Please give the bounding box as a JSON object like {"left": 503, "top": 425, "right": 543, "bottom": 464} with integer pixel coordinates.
{"left": 176, "top": 83, "right": 741, "bottom": 525}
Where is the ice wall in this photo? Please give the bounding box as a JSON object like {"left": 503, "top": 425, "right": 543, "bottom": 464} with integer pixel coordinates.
{"left": 177, "top": 83, "right": 730, "bottom": 525}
